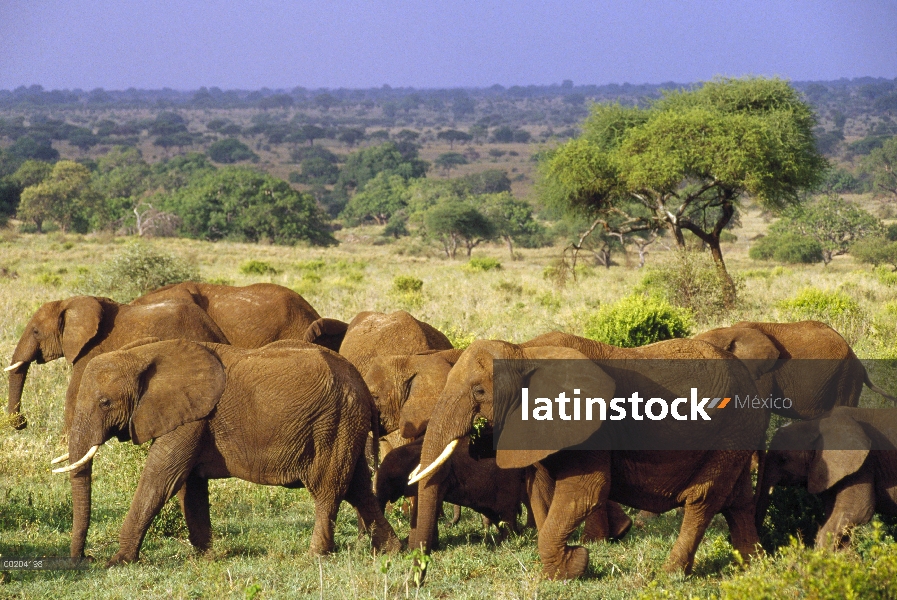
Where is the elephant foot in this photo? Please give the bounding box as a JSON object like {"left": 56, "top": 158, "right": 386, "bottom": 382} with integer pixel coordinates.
{"left": 105, "top": 551, "right": 137, "bottom": 568}
{"left": 9, "top": 412, "right": 27, "bottom": 430}
{"left": 662, "top": 551, "right": 692, "bottom": 575}
{"left": 370, "top": 522, "right": 401, "bottom": 554}
{"left": 542, "top": 545, "right": 589, "bottom": 580}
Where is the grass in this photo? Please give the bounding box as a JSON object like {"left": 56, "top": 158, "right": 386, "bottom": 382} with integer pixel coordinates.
{"left": 3, "top": 198, "right": 897, "bottom": 597}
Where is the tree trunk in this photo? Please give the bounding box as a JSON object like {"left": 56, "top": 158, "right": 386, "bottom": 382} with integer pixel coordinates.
{"left": 504, "top": 235, "right": 514, "bottom": 258}
{"left": 707, "top": 236, "right": 737, "bottom": 308}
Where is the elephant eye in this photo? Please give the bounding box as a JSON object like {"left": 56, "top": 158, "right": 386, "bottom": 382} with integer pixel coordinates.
{"left": 473, "top": 385, "right": 485, "bottom": 398}
{"left": 98, "top": 397, "right": 111, "bottom": 408}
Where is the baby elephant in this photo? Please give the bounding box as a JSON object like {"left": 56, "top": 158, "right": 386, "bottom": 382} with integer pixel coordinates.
{"left": 376, "top": 437, "right": 528, "bottom": 545}
{"left": 55, "top": 339, "right": 399, "bottom": 565}
{"left": 758, "top": 407, "right": 897, "bottom": 548}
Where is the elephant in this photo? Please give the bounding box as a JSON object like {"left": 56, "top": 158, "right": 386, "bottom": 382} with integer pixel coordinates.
{"left": 53, "top": 338, "right": 400, "bottom": 565}
{"left": 410, "top": 336, "right": 767, "bottom": 579}
{"left": 130, "top": 282, "right": 348, "bottom": 352}
{"left": 339, "top": 311, "right": 454, "bottom": 379}
{"left": 756, "top": 407, "right": 897, "bottom": 548}
{"left": 375, "top": 437, "right": 528, "bottom": 545}
{"left": 364, "top": 349, "right": 464, "bottom": 443}
{"left": 694, "top": 320, "right": 897, "bottom": 420}
{"left": 5, "top": 296, "right": 228, "bottom": 431}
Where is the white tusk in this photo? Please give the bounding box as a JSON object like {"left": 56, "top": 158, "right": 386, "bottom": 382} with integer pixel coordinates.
{"left": 408, "top": 439, "right": 458, "bottom": 485}
{"left": 409, "top": 464, "right": 421, "bottom": 480}
{"left": 52, "top": 445, "right": 98, "bottom": 473}
{"left": 4, "top": 361, "right": 24, "bottom": 372}
{"left": 50, "top": 452, "right": 70, "bottom": 465}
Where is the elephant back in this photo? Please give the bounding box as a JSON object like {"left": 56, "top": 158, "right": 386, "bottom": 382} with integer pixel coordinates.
{"left": 340, "top": 311, "right": 453, "bottom": 375}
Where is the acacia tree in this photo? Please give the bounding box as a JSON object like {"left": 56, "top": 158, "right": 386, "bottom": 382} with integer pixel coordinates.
{"left": 774, "top": 194, "right": 880, "bottom": 265}
{"left": 542, "top": 77, "right": 827, "bottom": 303}
{"left": 424, "top": 201, "right": 495, "bottom": 258}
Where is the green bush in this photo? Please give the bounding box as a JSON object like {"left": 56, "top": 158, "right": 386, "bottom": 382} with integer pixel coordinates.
{"left": 76, "top": 242, "right": 198, "bottom": 302}
{"left": 759, "top": 485, "right": 826, "bottom": 552}
{"left": 721, "top": 531, "right": 897, "bottom": 599}
{"left": 749, "top": 232, "right": 823, "bottom": 264}
{"left": 638, "top": 251, "right": 742, "bottom": 322}
{"left": 584, "top": 294, "right": 692, "bottom": 348}
{"left": 392, "top": 275, "right": 423, "bottom": 293}
{"left": 465, "top": 257, "right": 502, "bottom": 272}
{"left": 778, "top": 287, "right": 860, "bottom": 323}
{"left": 239, "top": 260, "right": 280, "bottom": 275}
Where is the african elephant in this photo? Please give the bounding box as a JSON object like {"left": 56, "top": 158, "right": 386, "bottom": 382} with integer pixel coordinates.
{"left": 130, "top": 282, "right": 348, "bottom": 351}
{"left": 5, "top": 296, "right": 228, "bottom": 431}
{"left": 756, "top": 407, "right": 897, "bottom": 548}
{"left": 54, "top": 339, "right": 399, "bottom": 565}
{"left": 376, "top": 437, "right": 527, "bottom": 545}
{"left": 364, "top": 349, "right": 464, "bottom": 442}
{"left": 339, "top": 311, "right": 453, "bottom": 378}
{"left": 411, "top": 337, "right": 766, "bottom": 579}
{"left": 694, "top": 320, "right": 896, "bottom": 419}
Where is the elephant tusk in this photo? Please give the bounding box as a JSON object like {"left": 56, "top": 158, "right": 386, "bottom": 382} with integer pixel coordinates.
{"left": 4, "top": 361, "right": 24, "bottom": 372}
{"left": 52, "top": 445, "right": 98, "bottom": 473}
{"left": 408, "top": 439, "right": 458, "bottom": 485}
{"left": 50, "top": 452, "right": 70, "bottom": 465}
{"left": 409, "top": 464, "right": 421, "bottom": 480}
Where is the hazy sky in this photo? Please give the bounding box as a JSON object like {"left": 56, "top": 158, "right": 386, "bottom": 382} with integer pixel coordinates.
{"left": 1, "top": 0, "right": 895, "bottom": 90}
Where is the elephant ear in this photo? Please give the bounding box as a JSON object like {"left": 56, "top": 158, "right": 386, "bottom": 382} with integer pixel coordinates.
{"left": 128, "top": 339, "right": 226, "bottom": 445}
{"left": 60, "top": 296, "right": 104, "bottom": 363}
{"left": 496, "top": 346, "right": 616, "bottom": 469}
{"left": 303, "top": 318, "right": 348, "bottom": 352}
{"left": 398, "top": 354, "right": 455, "bottom": 439}
{"left": 807, "top": 411, "right": 871, "bottom": 494}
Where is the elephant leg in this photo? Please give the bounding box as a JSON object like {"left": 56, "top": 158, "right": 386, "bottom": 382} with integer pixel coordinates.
{"left": 583, "top": 501, "right": 632, "bottom": 542}
{"left": 109, "top": 422, "right": 204, "bottom": 566}
{"left": 177, "top": 472, "right": 212, "bottom": 552}
{"left": 815, "top": 471, "right": 875, "bottom": 549}
{"left": 664, "top": 502, "right": 714, "bottom": 574}
{"left": 538, "top": 452, "right": 609, "bottom": 580}
{"left": 343, "top": 455, "right": 400, "bottom": 554}
{"left": 664, "top": 452, "right": 751, "bottom": 574}
{"left": 720, "top": 466, "right": 761, "bottom": 563}
{"left": 526, "top": 464, "right": 554, "bottom": 531}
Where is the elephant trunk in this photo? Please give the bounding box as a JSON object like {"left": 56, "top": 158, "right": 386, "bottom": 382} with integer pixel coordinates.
{"left": 65, "top": 423, "right": 101, "bottom": 558}
{"left": 407, "top": 391, "right": 476, "bottom": 553}
{"left": 69, "top": 463, "right": 93, "bottom": 558}
{"left": 6, "top": 336, "right": 38, "bottom": 429}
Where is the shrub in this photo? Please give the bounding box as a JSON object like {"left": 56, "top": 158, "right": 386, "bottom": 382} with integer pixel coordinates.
{"left": 638, "top": 251, "right": 742, "bottom": 322}
{"left": 239, "top": 260, "right": 280, "bottom": 275}
{"left": 441, "top": 325, "right": 475, "bottom": 349}
{"left": 778, "top": 287, "right": 860, "bottom": 323}
{"left": 758, "top": 485, "right": 826, "bottom": 552}
{"left": 465, "top": 257, "right": 502, "bottom": 272}
{"left": 392, "top": 275, "right": 423, "bottom": 293}
{"left": 76, "top": 242, "right": 198, "bottom": 302}
{"left": 584, "top": 294, "right": 692, "bottom": 348}
{"left": 749, "top": 232, "right": 823, "bottom": 264}
{"left": 722, "top": 531, "right": 897, "bottom": 599}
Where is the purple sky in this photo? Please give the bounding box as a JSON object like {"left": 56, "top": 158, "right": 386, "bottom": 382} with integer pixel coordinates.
{"left": 1, "top": 0, "right": 895, "bottom": 90}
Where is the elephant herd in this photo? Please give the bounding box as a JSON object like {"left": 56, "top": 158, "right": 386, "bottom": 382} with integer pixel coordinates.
{"left": 5, "top": 282, "right": 897, "bottom": 580}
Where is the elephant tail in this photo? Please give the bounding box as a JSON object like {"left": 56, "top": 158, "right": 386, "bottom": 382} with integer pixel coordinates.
{"left": 864, "top": 369, "right": 897, "bottom": 404}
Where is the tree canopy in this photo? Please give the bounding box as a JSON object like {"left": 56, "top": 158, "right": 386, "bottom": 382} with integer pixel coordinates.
{"left": 165, "top": 167, "right": 336, "bottom": 246}
{"left": 541, "top": 77, "right": 828, "bottom": 300}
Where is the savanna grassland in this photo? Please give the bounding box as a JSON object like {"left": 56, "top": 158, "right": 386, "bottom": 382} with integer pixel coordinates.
{"left": 3, "top": 195, "right": 897, "bottom": 599}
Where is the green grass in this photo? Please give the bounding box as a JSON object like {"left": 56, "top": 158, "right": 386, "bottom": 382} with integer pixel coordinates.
{"left": 3, "top": 210, "right": 897, "bottom": 597}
